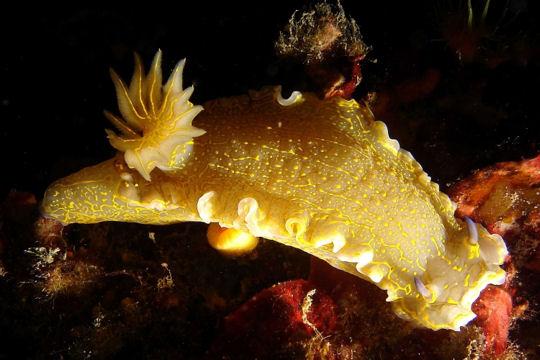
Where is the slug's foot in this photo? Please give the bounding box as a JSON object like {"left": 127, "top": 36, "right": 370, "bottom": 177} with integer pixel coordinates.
{"left": 207, "top": 223, "right": 259, "bottom": 257}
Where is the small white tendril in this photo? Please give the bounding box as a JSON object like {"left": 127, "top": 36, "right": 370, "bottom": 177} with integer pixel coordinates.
{"left": 276, "top": 87, "right": 303, "bottom": 106}
{"left": 464, "top": 217, "right": 479, "bottom": 245}
{"left": 414, "top": 277, "right": 431, "bottom": 298}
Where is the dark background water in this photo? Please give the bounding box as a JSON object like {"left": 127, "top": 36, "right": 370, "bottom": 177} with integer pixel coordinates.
{"left": 1, "top": 1, "right": 538, "bottom": 199}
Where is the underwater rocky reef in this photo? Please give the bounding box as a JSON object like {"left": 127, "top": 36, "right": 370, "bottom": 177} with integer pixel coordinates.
{"left": 1, "top": 1, "right": 539, "bottom": 359}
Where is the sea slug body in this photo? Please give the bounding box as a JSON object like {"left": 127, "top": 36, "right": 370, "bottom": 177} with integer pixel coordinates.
{"left": 41, "top": 52, "right": 507, "bottom": 331}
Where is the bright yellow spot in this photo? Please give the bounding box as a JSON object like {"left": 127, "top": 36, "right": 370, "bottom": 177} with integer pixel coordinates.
{"left": 468, "top": 243, "right": 480, "bottom": 259}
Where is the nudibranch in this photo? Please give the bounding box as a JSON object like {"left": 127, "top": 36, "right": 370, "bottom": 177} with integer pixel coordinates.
{"left": 41, "top": 51, "right": 507, "bottom": 331}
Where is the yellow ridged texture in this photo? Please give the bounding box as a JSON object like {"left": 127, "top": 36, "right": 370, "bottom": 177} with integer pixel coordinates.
{"left": 41, "top": 54, "right": 507, "bottom": 331}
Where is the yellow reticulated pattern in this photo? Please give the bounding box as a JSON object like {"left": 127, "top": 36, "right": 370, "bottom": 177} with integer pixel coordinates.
{"left": 41, "top": 53, "right": 507, "bottom": 331}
